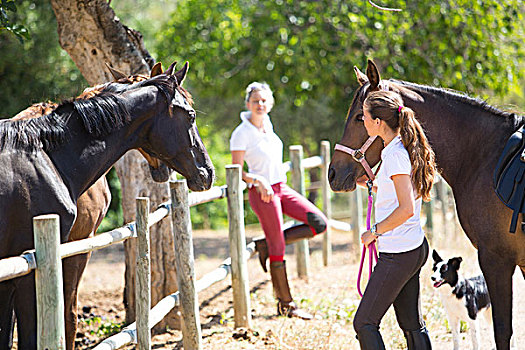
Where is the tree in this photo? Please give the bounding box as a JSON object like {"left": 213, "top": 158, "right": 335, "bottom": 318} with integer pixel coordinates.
{"left": 50, "top": 0, "right": 180, "bottom": 331}
{"left": 156, "top": 0, "right": 525, "bottom": 154}
{"left": 0, "top": 0, "right": 85, "bottom": 118}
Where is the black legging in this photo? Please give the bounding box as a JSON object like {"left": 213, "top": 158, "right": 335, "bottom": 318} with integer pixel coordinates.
{"left": 353, "top": 238, "right": 429, "bottom": 334}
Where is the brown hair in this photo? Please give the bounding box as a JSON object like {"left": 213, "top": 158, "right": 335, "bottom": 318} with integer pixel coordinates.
{"left": 364, "top": 90, "right": 437, "bottom": 201}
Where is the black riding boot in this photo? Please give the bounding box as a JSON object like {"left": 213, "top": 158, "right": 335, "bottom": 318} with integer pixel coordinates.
{"left": 269, "top": 261, "right": 313, "bottom": 320}
{"left": 403, "top": 327, "right": 432, "bottom": 350}
{"left": 254, "top": 224, "right": 314, "bottom": 272}
{"left": 356, "top": 324, "right": 386, "bottom": 350}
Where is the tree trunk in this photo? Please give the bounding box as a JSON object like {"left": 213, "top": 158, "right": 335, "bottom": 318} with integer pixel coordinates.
{"left": 50, "top": 0, "right": 180, "bottom": 331}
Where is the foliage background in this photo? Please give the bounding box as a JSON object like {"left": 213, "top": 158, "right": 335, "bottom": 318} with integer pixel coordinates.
{"left": 1, "top": 0, "right": 524, "bottom": 230}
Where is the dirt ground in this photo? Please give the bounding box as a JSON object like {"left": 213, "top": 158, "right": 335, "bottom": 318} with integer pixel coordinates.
{"left": 64, "top": 223, "right": 525, "bottom": 350}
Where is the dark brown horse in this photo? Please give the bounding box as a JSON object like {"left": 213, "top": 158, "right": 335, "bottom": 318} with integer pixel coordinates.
{"left": 0, "top": 61, "right": 214, "bottom": 349}
{"left": 329, "top": 60, "right": 524, "bottom": 350}
{"left": 9, "top": 62, "right": 171, "bottom": 350}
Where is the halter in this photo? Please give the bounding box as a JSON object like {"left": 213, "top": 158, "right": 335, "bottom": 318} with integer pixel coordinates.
{"left": 334, "top": 136, "right": 378, "bottom": 181}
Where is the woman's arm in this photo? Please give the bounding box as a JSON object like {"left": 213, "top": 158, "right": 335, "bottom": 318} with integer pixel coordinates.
{"left": 231, "top": 150, "right": 274, "bottom": 203}
{"left": 361, "top": 174, "right": 415, "bottom": 247}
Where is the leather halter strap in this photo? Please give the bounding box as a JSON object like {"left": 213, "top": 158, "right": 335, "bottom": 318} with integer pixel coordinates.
{"left": 334, "top": 136, "right": 378, "bottom": 181}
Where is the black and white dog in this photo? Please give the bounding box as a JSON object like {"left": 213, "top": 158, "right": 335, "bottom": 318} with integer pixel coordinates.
{"left": 431, "top": 250, "right": 493, "bottom": 350}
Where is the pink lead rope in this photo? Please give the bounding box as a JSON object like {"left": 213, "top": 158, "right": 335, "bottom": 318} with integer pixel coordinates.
{"left": 356, "top": 180, "right": 378, "bottom": 297}
{"left": 334, "top": 137, "right": 379, "bottom": 297}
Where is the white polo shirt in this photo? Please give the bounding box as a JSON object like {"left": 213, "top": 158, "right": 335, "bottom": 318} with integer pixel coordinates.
{"left": 375, "top": 136, "right": 424, "bottom": 253}
{"left": 230, "top": 111, "right": 287, "bottom": 185}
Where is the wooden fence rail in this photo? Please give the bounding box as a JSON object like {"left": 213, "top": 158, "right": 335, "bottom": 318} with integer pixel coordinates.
{"left": 93, "top": 243, "right": 257, "bottom": 350}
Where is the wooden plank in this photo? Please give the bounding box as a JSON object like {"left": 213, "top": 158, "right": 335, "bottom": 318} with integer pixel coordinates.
{"left": 33, "top": 214, "right": 65, "bottom": 350}
{"left": 290, "top": 145, "right": 309, "bottom": 278}
{"left": 0, "top": 252, "right": 35, "bottom": 282}
{"left": 135, "top": 198, "right": 151, "bottom": 349}
{"left": 302, "top": 155, "right": 323, "bottom": 169}
{"left": 321, "top": 140, "right": 332, "bottom": 266}
{"left": 188, "top": 186, "right": 226, "bottom": 207}
{"left": 226, "top": 165, "right": 252, "bottom": 328}
{"left": 170, "top": 180, "right": 202, "bottom": 350}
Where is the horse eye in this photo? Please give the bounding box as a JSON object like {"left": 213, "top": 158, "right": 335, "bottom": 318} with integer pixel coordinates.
{"left": 355, "top": 114, "right": 364, "bottom": 122}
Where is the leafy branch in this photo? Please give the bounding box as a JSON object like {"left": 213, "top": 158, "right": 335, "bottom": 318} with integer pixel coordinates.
{"left": 0, "top": 0, "right": 30, "bottom": 42}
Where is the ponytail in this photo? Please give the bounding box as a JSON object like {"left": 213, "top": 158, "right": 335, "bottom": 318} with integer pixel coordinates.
{"left": 364, "top": 91, "right": 437, "bottom": 201}
{"left": 398, "top": 107, "right": 436, "bottom": 201}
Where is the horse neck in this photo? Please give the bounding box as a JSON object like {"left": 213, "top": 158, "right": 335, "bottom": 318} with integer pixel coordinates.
{"left": 397, "top": 84, "right": 521, "bottom": 188}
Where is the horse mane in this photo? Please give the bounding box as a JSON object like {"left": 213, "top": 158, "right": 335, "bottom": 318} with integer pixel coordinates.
{"left": 390, "top": 79, "right": 518, "bottom": 119}
{"left": 0, "top": 93, "right": 130, "bottom": 152}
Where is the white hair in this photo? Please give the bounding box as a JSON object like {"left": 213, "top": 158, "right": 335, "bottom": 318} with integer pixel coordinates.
{"left": 244, "top": 81, "right": 274, "bottom": 105}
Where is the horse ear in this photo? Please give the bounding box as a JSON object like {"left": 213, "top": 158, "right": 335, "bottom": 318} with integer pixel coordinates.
{"left": 175, "top": 61, "right": 189, "bottom": 85}
{"left": 105, "top": 62, "right": 127, "bottom": 81}
{"left": 164, "top": 61, "right": 178, "bottom": 76}
{"left": 150, "top": 62, "right": 163, "bottom": 77}
{"left": 366, "top": 59, "right": 381, "bottom": 91}
{"left": 432, "top": 249, "right": 442, "bottom": 262}
{"left": 354, "top": 66, "right": 368, "bottom": 86}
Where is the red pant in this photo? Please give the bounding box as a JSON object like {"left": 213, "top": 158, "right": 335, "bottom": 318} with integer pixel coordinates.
{"left": 248, "top": 182, "right": 328, "bottom": 261}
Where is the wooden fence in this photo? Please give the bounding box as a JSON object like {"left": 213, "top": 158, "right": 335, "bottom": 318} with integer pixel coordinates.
{"left": 0, "top": 140, "right": 457, "bottom": 349}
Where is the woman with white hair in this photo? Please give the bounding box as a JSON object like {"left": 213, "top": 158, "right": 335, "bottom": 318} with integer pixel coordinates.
{"left": 230, "top": 82, "right": 328, "bottom": 319}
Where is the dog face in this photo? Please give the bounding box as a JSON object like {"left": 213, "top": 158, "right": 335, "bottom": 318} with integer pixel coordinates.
{"left": 431, "top": 249, "right": 462, "bottom": 288}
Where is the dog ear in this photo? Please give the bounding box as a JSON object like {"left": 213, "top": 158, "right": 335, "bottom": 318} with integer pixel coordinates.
{"left": 450, "top": 257, "right": 462, "bottom": 270}
{"left": 432, "top": 249, "right": 442, "bottom": 262}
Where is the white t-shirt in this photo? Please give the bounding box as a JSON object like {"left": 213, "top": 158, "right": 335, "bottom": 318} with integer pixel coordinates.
{"left": 230, "top": 111, "right": 287, "bottom": 185}
{"left": 374, "top": 135, "right": 424, "bottom": 253}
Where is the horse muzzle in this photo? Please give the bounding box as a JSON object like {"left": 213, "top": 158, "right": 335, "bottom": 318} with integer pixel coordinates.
{"left": 186, "top": 165, "right": 215, "bottom": 191}
{"left": 328, "top": 165, "right": 357, "bottom": 192}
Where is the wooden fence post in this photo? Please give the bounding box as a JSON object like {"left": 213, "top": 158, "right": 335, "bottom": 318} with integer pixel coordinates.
{"left": 226, "top": 165, "right": 252, "bottom": 328}
{"left": 136, "top": 197, "right": 151, "bottom": 350}
{"left": 33, "top": 214, "right": 65, "bottom": 350}
{"left": 320, "top": 140, "right": 332, "bottom": 266}
{"left": 290, "top": 145, "right": 309, "bottom": 279}
{"left": 350, "top": 189, "right": 364, "bottom": 247}
{"left": 169, "top": 180, "right": 202, "bottom": 350}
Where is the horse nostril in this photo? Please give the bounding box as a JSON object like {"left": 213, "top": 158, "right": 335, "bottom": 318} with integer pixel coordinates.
{"left": 328, "top": 167, "right": 335, "bottom": 182}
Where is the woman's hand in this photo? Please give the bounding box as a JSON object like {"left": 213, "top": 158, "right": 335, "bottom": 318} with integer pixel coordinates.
{"left": 360, "top": 230, "right": 376, "bottom": 248}
{"left": 255, "top": 177, "right": 274, "bottom": 203}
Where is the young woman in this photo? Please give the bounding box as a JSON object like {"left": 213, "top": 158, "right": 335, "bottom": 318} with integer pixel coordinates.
{"left": 230, "top": 82, "right": 328, "bottom": 320}
{"left": 353, "top": 90, "right": 436, "bottom": 350}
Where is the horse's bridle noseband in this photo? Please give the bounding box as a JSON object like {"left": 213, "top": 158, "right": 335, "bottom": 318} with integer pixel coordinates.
{"left": 334, "top": 136, "right": 378, "bottom": 181}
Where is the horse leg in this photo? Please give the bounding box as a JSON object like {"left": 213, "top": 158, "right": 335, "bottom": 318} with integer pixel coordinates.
{"left": 13, "top": 274, "right": 37, "bottom": 350}
{"left": 0, "top": 282, "right": 15, "bottom": 348}
{"left": 63, "top": 252, "right": 91, "bottom": 350}
{"left": 478, "top": 250, "right": 514, "bottom": 350}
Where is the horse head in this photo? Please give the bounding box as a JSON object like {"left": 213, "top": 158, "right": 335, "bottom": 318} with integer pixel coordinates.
{"left": 131, "top": 61, "right": 214, "bottom": 191}
{"left": 82, "top": 62, "right": 172, "bottom": 182}
{"left": 328, "top": 59, "right": 384, "bottom": 191}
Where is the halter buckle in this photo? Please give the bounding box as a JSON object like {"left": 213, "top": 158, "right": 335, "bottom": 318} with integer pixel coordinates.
{"left": 353, "top": 150, "right": 365, "bottom": 162}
